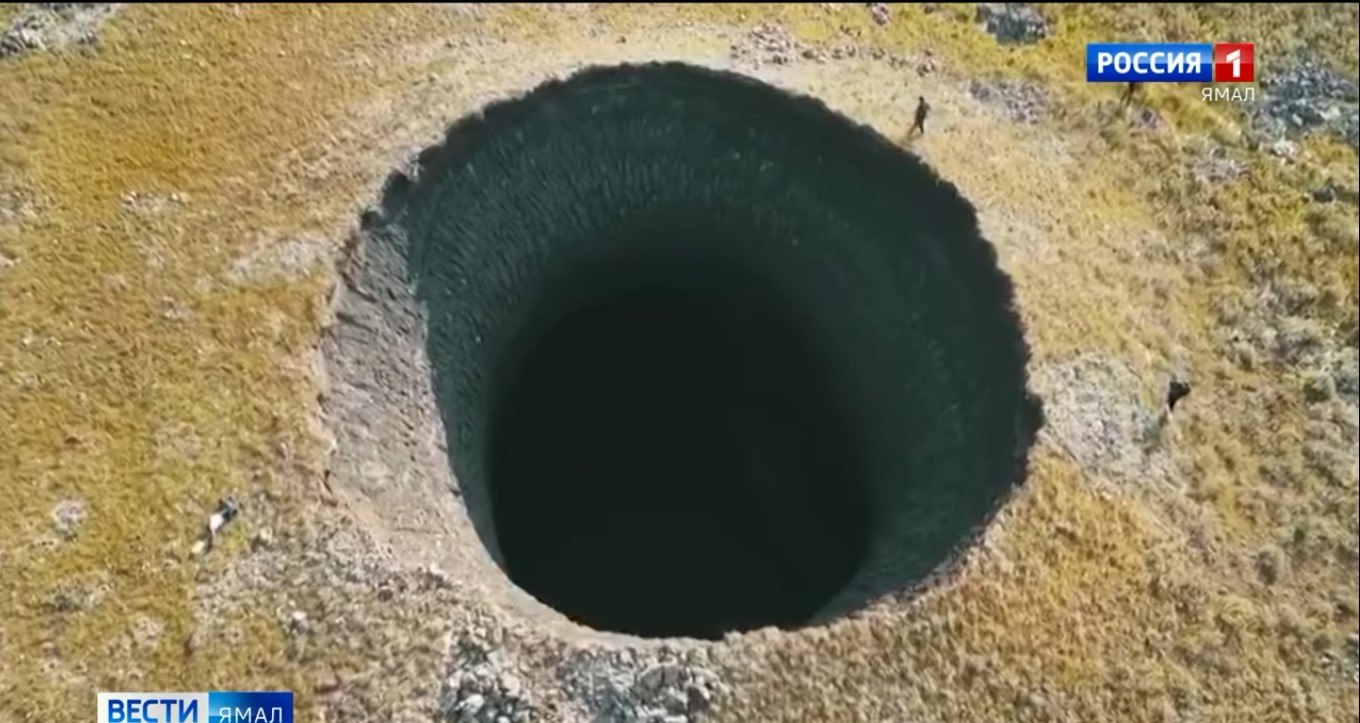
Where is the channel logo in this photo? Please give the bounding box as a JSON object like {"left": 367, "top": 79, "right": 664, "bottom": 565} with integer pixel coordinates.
{"left": 1212, "top": 43, "right": 1255, "bottom": 83}
{"left": 1087, "top": 43, "right": 1255, "bottom": 83}
{"left": 98, "top": 692, "right": 293, "bottom": 723}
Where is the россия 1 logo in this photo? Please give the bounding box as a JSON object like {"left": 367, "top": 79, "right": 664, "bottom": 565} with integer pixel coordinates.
{"left": 1212, "top": 43, "right": 1255, "bottom": 83}
{"left": 1087, "top": 42, "right": 1255, "bottom": 83}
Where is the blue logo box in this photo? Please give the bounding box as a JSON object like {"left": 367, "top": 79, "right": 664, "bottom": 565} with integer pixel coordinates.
{"left": 99, "top": 692, "right": 293, "bottom": 723}
{"left": 1087, "top": 43, "right": 1214, "bottom": 82}
{"left": 209, "top": 692, "right": 293, "bottom": 723}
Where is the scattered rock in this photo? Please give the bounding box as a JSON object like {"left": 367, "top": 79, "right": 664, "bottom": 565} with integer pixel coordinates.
{"left": 1248, "top": 57, "right": 1360, "bottom": 146}
{"left": 1311, "top": 185, "right": 1338, "bottom": 203}
{"left": 1331, "top": 349, "right": 1359, "bottom": 401}
{"left": 729, "top": 24, "right": 804, "bottom": 67}
{"left": 313, "top": 664, "right": 342, "bottom": 693}
{"left": 422, "top": 563, "right": 455, "bottom": 590}
{"left": 250, "top": 527, "right": 274, "bottom": 550}
{"left": 729, "top": 23, "right": 914, "bottom": 70}
{"left": 912, "top": 48, "right": 940, "bottom": 76}
{"left": 1255, "top": 545, "right": 1287, "bottom": 585}
{"left": 1266, "top": 138, "right": 1298, "bottom": 158}
{"left": 1196, "top": 146, "right": 1251, "bottom": 184}
{"left": 561, "top": 647, "right": 726, "bottom": 723}
{"left": 866, "top": 3, "right": 890, "bottom": 26}
{"left": 968, "top": 79, "right": 1048, "bottom": 123}
{"left": 455, "top": 693, "right": 485, "bottom": 717}
{"left": 159, "top": 296, "right": 192, "bottom": 323}
{"left": 48, "top": 577, "right": 110, "bottom": 614}
{"left": 130, "top": 615, "right": 165, "bottom": 649}
{"left": 50, "top": 499, "right": 87, "bottom": 540}
{"left": 1133, "top": 106, "right": 1165, "bottom": 131}
{"left": 49, "top": 588, "right": 86, "bottom": 614}
{"left": 439, "top": 634, "right": 539, "bottom": 723}
{"left": 285, "top": 610, "right": 309, "bottom": 635}
{"left": 976, "top": 3, "right": 1049, "bottom": 45}
{"left": 1, "top": 3, "right": 119, "bottom": 59}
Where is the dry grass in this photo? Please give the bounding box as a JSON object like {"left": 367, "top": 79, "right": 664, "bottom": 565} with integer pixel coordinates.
{"left": 2, "top": 4, "right": 1356, "bottom": 722}
{"left": 1, "top": 3, "right": 451, "bottom": 712}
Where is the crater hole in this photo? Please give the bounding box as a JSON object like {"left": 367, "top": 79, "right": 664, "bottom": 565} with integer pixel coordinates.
{"left": 490, "top": 263, "right": 870, "bottom": 638}
{"left": 364, "top": 63, "right": 1042, "bottom": 639}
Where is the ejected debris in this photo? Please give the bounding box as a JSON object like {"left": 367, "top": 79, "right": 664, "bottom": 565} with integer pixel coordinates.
{"left": 1248, "top": 56, "right": 1360, "bottom": 146}
{"left": 968, "top": 79, "right": 1049, "bottom": 123}
{"left": 1, "top": 3, "right": 119, "bottom": 59}
{"left": 439, "top": 633, "right": 539, "bottom": 723}
{"left": 729, "top": 24, "right": 804, "bottom": 67}
{"left": 976, "top": 3, "right": 1049, "bottom": 45}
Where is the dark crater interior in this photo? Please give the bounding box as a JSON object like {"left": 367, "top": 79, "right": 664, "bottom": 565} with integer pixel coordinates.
{"left": 365, "top": 63, "right": 1041, "bottom": 640}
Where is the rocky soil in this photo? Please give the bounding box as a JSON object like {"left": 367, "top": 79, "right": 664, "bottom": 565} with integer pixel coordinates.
{"left": 975, "top": 3, "right": 1049, "bottom": 46}
{"left": 0, "top": 3, "right": 118, "bottom": 58}
{"left": 1249, "top": 56, "right": 1360, "bottom": 146}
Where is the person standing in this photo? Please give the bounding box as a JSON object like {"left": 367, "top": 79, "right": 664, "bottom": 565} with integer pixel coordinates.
{"left": 911, "top": 95, "right": 930, "bottom": 136}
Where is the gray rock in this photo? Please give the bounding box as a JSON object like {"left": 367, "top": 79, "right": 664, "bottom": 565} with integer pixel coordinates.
{"left": 130, "top": 614, "right": 164, "bottom": 649}
{"left": 1134, "top": 106, "right": 1164, "bottom": 131}
{"left": 1332, "top": 351, "right": 1358, "bottom": 400}
{"left": 1266, "top": 138, "right": 1298, "bottom": 158}
{"left": 729, "top": 24, "right": 802, "bottom": 67}
{"left": 561, "top": 651, "right": 725, "bottom": 722}
{"left": 0, "top": 26, "right": 42, "bottom": 57}
{"left": 1248, "top": 56, "right": 1360, "bottom": 146}
{"left": 49, "top": 582, "right": 105, "bottom": 613}
{"left": 1, "top": 3, "right": 117, "bottom": 59}
{"left": 1255, "top": 545, "right": 1286, "bottom": 585}
{"left": 51, "top": 499, "right": 87, "bottom": 540}
{"left": 1196, "top": 147, "right": 1250, "bottom": 184}
{"left": 250, "top": 527, "right": 274, "bottom": 550}
{"left": 456, "top": 693, "right": 485, "bottom": 715}
{"left": 867, "top": 3, "right": 890, "bottom": 26}
{"left": 286, "top": 610, "right": 309, "bottom": 635}
{"left": 439, "top": 636, "right": 540, "bottom": 723}
{"left": 976, "top": 3, "right": 1049, "bottom": 45}
{"left": 968, "top": 79, "right": 1048, "bottom": 123}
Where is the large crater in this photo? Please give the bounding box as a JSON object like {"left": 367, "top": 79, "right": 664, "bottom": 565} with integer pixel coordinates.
{"left": 356, "top": 63, "right": 1041, "bottom": 640}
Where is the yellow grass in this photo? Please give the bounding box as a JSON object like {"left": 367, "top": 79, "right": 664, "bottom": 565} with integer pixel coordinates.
{"left": 2, "top": 4, "right": 1356, "bottom": 721}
